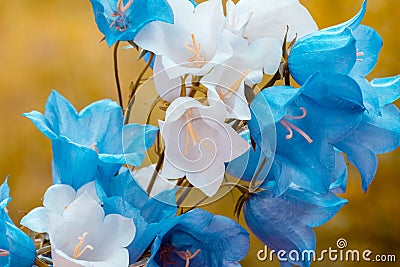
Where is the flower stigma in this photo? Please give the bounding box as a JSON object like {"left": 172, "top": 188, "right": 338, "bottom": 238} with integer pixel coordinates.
{"left": 184, "top": 34, "right": 207, "bottom": 68}
{"left": 356, "top": 50, "right": 364, "bottom": 62}
{"left": 217, "top": 70, "right": 251, "bottom": 101}
{"left": 280, "top": 107, "right": 313, "bottom": 143}
{"left": 175, "top": 249, "right": 202, "bottom": 267}
{"left": 0, "top": 249, "right": 9, "bottom": 257}
{"left": 108, "top": 0, "right": 133, "bottom": 31}
{"left": 89, "top": 143, "right": 99, "bottom": 153}
{"left": 73, "top": 232, "right": 94, "bottom": 259}
{"left": 183, "top": 109, "right": 211, "bottom": 156}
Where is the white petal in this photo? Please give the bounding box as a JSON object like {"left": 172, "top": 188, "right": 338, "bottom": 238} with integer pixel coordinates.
{"left": 233, "top": 0, "right": 317, "bottom": 41}
{"left": 20, "top": 207, "right": 49, "bottom": 233}
{"left": 153, "top": 56, "right": 191, "bottom": 102}
{"left": 135, "top": 164, "right": 177, "bottom": 196}
{"left": 101, "top": 214, "right": 136, "bottom": 248}
{"left": 52, "top": 249, "right": 87, "bottom": 267}
{"left": 63, "top": 192, "right": 104, "bottom": 224}
{"left": 186, "top": 161, "right": 226, "bottom": 197}
{"left": 76, "top": 181, "right": 100, "bottom": 204}
{"left": 43, "top": 184, "right": 76, "bottom": 214}
{"left": 221, "top": 123, "right": 251, "bottom": 161}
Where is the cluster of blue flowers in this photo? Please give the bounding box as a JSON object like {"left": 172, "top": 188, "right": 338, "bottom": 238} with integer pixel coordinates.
{"left": 1, "top": 0, "right": 399, "bottom": 266}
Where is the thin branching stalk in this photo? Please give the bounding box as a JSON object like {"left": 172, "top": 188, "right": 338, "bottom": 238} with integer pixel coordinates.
{"left": 146, "top": 150, "right": 164, "bottom": 195}
{"left": 113, "top": 41, "right": 124, "bottom": 109}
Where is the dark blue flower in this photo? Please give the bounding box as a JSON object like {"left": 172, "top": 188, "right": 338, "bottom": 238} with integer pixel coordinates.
{"left": 0, "top": 178, "right": 36, "bottom": 267}
{"left": 24, "top": 90, "right": 158, "bottom": 189}
{"left": 147, "top": 209, "right": 249, "bottom": 267}
{"left": 244, "top": 182, "right": 347, "bottom": 267}
{"left": 90, "top": 0, "right": 174, "bottom": 46}
{"left": 248, "top": 73, "right": 365, "bottom": 195}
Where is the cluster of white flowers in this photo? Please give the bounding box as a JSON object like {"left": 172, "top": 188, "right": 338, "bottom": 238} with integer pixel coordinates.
{"left": 134, "top": 0, "right": 317, "bottom": 197}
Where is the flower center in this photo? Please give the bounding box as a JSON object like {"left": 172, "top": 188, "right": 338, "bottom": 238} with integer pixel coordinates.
{"left": 183, "top": 109, "right": 211, "bottom": 155}
{"left": 279, "top": 107, "right": 313, "bottom": 143}
{"left": 73, "top": 232, "right": 94, "bottom": 259}
{"left": 217, "top": 70, "right": 250, "bottom": 101}
{"left": 175, "top": 249, "right": 202, "bottom": 267}
{"left": 160, "top": 245, "right": 176, "bottom": 266}
{"left": 108, "top": 0, "right": 133, "bottom": 32}
{"left": 0, "top": 249, "right": 9, "bottom": 257}
{"left": 184, "top": 33, "right": 207, "bottom": 68}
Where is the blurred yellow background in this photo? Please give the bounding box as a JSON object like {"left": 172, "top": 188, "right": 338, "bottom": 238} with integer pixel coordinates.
{"left": 0, "top": 0, "right": 399, "bottom": 266}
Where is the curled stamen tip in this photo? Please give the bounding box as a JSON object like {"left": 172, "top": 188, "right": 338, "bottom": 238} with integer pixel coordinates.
{"left": 0, "top": 249, "right": 9, "bottom": 257}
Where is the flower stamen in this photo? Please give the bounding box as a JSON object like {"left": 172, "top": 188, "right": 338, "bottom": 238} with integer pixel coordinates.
{"left": 160, "top": 245, "right": 176, "bottom": 266}
{"left": 356, "top": 50, "right": 364, "bottom": 62}
{"left": 73, "top": 232, "right": 94, "bottom": 259}
{"left": 108, "top": 0, "right": 133, "bottom": 31}
{"left": 117, "top": 0, "right": 133, "bottom": 13}
{"left": 184, "top": 33, "right": 207, "bottom": 68}
{"left": 89, "top": 143, "right": 99, "bottom": 153}
{"left": 280, "top": 107, "right": 313, "bottom": 143}
{"left": 218, "top": 70, "right": 251, "bottom": 101}
{"left": 0, "top": 249, "right": 9, "bottom": 257}
{"left": 184, "top": 110, "right": 211, "bottom": 155}
{"left": 175, "top": 249, "right": 202, "bottom": 267}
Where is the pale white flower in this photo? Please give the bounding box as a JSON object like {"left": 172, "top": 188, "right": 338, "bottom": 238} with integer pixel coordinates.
{"left": 134, "top": 0, "right": 233, "bottom": 79}
{"left": 21, "top": 182, "right": 100, "bottom": 233}
{"left": 225, "top": 0, "right": 318, "bottom": 42}
{"left": 204, "top": 30, "right": 281, "bottom": 120}
{"left": 159, "top": 97, "right": 250, "bottom": 197}
{"left": 21, "top": 183, "right": 135, "bottom": 267}
{"left": 133, "top": 164, "right": 177, "bottom": 196}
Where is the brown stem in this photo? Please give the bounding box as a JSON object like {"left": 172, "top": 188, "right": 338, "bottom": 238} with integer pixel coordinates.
{"left": 113, "top": 41, "right": 124, "bottom": 109}
{"left": 146, "top": 150, "right": 164, "bottom": 195}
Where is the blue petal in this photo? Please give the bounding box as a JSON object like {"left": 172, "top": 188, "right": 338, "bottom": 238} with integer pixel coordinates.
{"left": 51, "top": 138, "right": 101, "bottom": 189}
{"left": 244, "top": 185, "right": 346, "bottom": 267}
{"left": 349, "top": 25, "right": 383, "bottom": 77}
{"left": 330, "top": 152, "right": 348, "bottom": 194}
{"left": 3, "top": 214, "right": 37, "bottom": 267}
{"left": 269, "top": 73, "right": 364, "bottom": 195}
{"left": 371, "top": 75, "right": 400, "bottom": 106}
{"left": 22, "top": 111, "right": 57, "bottom": 140}
{"left": 90, "top": 0, "right": 174, "bottom": 46}
{"left": 352, "top": 76, "right": 381, "bottom": 115}
{"left": 0, "top": 179, "right": 36, "bottom": 267}
{"left": 248, "top": 85, "right": 303, "bottom": 159}
{"left": 96, "top": 168, "right": 149, "bottom": 209}
{"left": 140, "top": 189, "right": 177, "bottom": 224}
{"left": 289, "top": 28, "right": 357, "bottom": 85}
{"left": 335, "top": 104, "right": 400, "bottom": 191}
{"left": 0, "top": 178, "right": 10, "bottom": 207}
{"left": 25, "top": 90, "right": 130, "bottom": 188}
{"left": 226, "top": 130, "right": 270, "bottom": 183}
{"left": 122, "top": 124, "right": 159, "bottom": 166}
{"left": 148, "top": 209, "right": 249, "bottom": 266}
{"left": 325, "top": 0, "right": 367, "bottom": 32}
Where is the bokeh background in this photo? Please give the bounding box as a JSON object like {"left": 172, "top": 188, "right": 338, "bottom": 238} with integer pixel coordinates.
{"left": 0, "top": 0, "right": 399, "bottom": 266}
